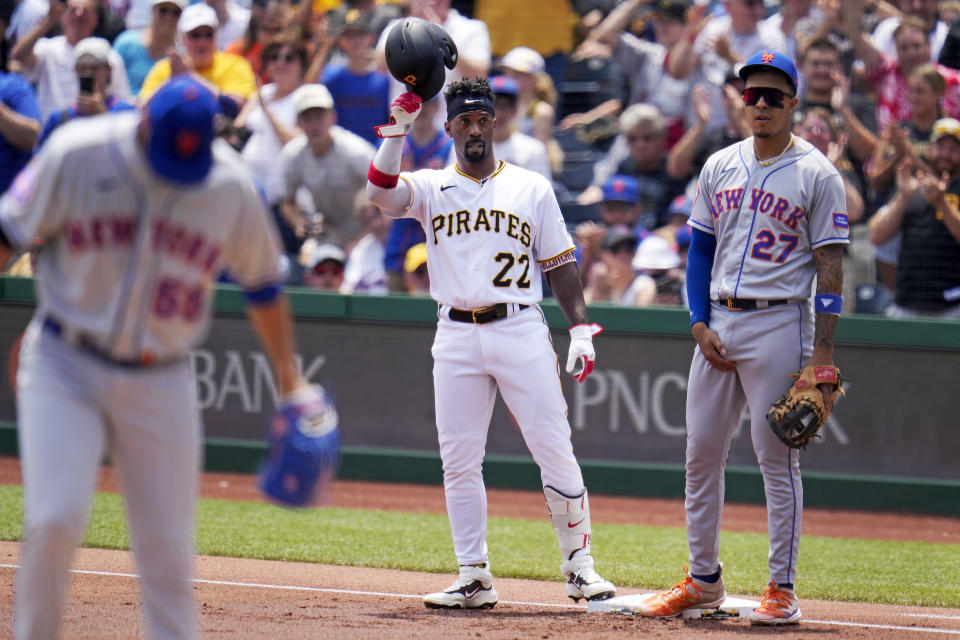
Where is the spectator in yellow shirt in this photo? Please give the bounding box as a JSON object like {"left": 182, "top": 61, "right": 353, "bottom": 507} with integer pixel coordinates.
{"left": 139, "top": 3, "right": 255, "bottom": 117}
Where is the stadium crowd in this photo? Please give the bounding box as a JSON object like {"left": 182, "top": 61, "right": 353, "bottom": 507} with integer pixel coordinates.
{"left": 1, "top": 0, "right": 959, "bottom": 319}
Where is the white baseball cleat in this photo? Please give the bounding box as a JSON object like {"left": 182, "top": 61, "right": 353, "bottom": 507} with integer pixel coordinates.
{"left": 748, "top": 581, "right": 802, "bottom": 625}
{"left": 423, "top": 563, "right": 498, "bottom": 609}
{"left": 563, "top": 555, "right": 616, "bottom": 602}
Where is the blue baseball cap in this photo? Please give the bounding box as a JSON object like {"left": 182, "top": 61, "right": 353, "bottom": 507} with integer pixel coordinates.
{"left": 489, "top": 74, "right": 518, "bottom": 97}
{"left": 146, "top": 77, "right": 219, "bottom": 184}
{"left": 602, "top": 174, "right": 639, "bottom": 204}
{"left": 738, "top": 50, "right": 799, "bottom": 94}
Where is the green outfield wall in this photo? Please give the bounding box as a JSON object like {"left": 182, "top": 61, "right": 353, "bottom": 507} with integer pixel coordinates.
{"left": 1, "top": 275, "right": 958, "bottom": 515}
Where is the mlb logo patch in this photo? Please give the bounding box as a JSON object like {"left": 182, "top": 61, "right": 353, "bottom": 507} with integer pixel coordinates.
{"left": 832, "top": 212, "right": 849, "bottom": 229}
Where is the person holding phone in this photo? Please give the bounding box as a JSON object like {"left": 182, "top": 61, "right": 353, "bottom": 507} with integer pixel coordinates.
{"left": 36, "top": 37, "right": 135, "bottom": 147}
{"left": 10, "top": 0, "right": 133, "bottom": 121}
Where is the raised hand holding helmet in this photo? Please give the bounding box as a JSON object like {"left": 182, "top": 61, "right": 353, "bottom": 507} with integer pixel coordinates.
{"left": 376, "top": 17, "right": 457, "bottom": 137}
{"left": 375, "top": 92, "right": 423, "bottom": 138}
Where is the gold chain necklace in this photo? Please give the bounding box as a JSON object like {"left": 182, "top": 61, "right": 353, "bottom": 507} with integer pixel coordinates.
{"left": 754, "top": 134, "right": 795, "bottom": 167}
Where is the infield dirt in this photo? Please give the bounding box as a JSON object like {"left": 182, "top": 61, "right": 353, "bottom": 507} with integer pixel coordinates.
{"left": 1, "top": 456, "right": 958, "bottom": 639}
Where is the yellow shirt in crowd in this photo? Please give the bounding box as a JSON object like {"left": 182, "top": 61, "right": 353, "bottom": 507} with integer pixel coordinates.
{"left": 139, "top": 51, "right": 256, "bottom": 102}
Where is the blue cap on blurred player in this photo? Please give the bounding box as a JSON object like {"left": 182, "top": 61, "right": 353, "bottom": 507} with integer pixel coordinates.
{"left": 738, "top": 50, "right": 799, "bottom": 94}
{"left": 146, "top": 76, "right": 218, "bottom": 184}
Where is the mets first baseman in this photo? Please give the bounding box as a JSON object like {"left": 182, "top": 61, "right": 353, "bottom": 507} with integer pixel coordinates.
{"left": 638, "top": 52, "right": 848, "bottom": 625}
{"left": 0, "top": 77, "right": 312, "bottom": 640}
{"left": 366, "top": 78, "right": 615, "bottom": 609}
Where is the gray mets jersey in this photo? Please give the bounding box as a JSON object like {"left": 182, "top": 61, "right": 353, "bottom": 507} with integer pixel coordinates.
{"left": 3, "top": 109, "right": 284, "bottom": 640}
{"left": 397, "top": 160, "right": 575, "bottom": 309}
{"left": 683, "top": 134, "right": 849, "bottom": 589}
{"left": 0, "top": 112, "right": 283, "bottom": 362}
{"left": 688, "top": 134, "right": 850, "bottom": 299}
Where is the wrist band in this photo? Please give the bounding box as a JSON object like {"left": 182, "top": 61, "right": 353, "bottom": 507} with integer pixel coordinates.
{"left": 814, "top": 293, "right": 843, "bottom": 315}
{"left": 367, "top": 163, "right": 398, "bottom": 189}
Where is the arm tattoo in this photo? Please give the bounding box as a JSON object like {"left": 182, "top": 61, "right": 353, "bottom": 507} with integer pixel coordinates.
{"left": 813, "top": 244, "right": 844, "bottom": 353}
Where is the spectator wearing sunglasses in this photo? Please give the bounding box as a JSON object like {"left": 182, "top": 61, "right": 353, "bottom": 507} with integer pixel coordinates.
{"left": 139, "top": 3, "right": 255, "bottom": 117}
{"left": 301, "top": 241, "right": 347, "bottom": 291}
{"left": 234, "top": 37, "right": 307, "bottom": 225}
{"left": 112, "top": 0, "right": 184, "bottom": 94}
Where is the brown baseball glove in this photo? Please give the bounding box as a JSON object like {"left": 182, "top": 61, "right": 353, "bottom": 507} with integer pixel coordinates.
{"left": 766, "top": 365, "right": 844, "bottom": 449}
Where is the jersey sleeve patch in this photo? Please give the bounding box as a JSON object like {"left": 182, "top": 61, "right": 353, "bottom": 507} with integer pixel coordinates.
{"left": 539, "top": 248, "right": 576, "bottom": 271}
{"left": 832, "top": 212, "right": 849, "bottom": 229}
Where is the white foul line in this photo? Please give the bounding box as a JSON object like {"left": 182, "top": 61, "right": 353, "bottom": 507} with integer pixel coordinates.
{"left": 804, "top": 619, "right": 960, "bottom": 635}
{"left": 0, "top": 563, "right": 579, "bottom": 610}
{"left": 1, "top": 563, "right": 958, "bottom": 633}
{"left": 902, "top": 614, "right": 960, "bottom": 621}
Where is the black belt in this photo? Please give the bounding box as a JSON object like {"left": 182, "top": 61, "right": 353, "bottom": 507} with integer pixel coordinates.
{"left": 42, "top": 317, "right": 176, "bottom": 369}
{"left": 720, "top": 298, "right": 792, "bottom": 311}
{"left": 447, "top": 303, "right": 528, "bottom": 324}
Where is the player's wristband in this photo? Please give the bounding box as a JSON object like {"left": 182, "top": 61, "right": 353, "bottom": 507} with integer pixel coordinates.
{"left": 367, "top": 163, "right": 399, "bottom": 189}
{"left": 814, "top": 293, "right": 843, "bottom": 315}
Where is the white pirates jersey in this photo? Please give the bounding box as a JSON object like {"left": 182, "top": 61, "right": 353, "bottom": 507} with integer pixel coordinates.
{"left": 398, "top": 160, "right": 575, "bottom": 309}
{"left": 688, "top": 135, "right": 849, "bottom": 301}
{"left": 0, "top": 112, "right": 283, "bottom": 361}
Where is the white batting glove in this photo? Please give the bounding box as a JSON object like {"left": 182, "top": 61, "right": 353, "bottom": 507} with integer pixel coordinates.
{"left": 566, "top": 323, "right": 603, "bottom": 383}
{"left": 375, "top": 92, "right": 422, "bottom": 138}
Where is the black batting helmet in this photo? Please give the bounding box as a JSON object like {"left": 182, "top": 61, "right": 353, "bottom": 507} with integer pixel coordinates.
{"left": 384, "top": 18, "right": 458, "bottom": 101}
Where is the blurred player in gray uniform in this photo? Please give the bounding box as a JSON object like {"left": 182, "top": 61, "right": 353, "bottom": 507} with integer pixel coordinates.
{"left": 366, "top": 78, "right": 615, "bottom": 609}
{"left": 0, "top": 76, "right": 314, "bottom": 640}
{"left": 638, "top": 51, "right": 847, "bottom": 625}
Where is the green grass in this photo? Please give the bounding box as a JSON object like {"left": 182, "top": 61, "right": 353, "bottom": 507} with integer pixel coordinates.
{"left": 1, "top": 485, "right": 957, "bottom": 608}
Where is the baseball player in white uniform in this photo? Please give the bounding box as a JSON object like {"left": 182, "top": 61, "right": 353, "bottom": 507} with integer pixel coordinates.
{"left": 0, "top": 76, "right": 314, "bottom": 640}
{"left": 638, "top": 52, "right": 847, "bottom": 625}
{"left": 365, "top": 78, "right": 615, "bottom": 609}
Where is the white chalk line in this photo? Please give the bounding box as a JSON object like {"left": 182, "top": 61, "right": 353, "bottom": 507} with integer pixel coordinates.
{"left": 1, "top": 563, "right": 958, "bottom": 634}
